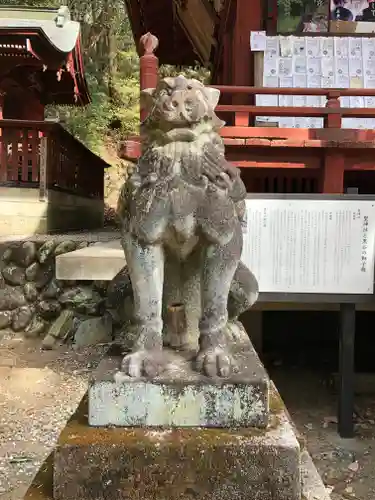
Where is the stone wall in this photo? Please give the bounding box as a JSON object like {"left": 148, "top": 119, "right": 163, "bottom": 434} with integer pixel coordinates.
{"left": 0, "top": 239, "right": 132, "bottom": 349}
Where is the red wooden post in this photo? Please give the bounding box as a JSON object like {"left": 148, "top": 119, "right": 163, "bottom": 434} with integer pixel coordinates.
{"left": 0, "top": 91, "right": 4, "bottom": 119}
{"left": 231, "top": 0, "right": 262, "bottom": 97}
{"left": 322, "top": 92, "right": 344, "bottom": 193}
{"left": 139, "top": 32, "right": 159, "bottom": 122}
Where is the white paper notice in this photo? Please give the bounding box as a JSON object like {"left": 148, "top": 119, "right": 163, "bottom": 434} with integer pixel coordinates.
{"left": 307, "top": 75, "right": 322, "bottom": 88}
{"left": 256, "top": 94, "right": 278, "bottom": 106}
{"left": 365, "top": 75, "right": 375, "bottom": 89}
{"left": 266, "top": 36, "right": 279, "bottom": 57}
{"left": 350, "top": 96, "right": 365, "bottom": 108}
{"left": 280, "top": 36, "right": 293, "bottom": 57}
{"left": 263, "top": 75, "right": 279, "bottom": 88}
{"left": 307, "top": 57, "right": 322, "bottom": 76}
{"left": 306, "top": 37, "right": 321, "bottom": 57}
{"left": 242, "top": 198, "right": 375, "bottom": 294}
{"left": 279, "top": 76, "right": 293, "bottom": 88}
{"left": 293, "top": 75, "right": 307, "bottom": 88}
{"left": 279, "top": 94, "right": 294, "bottom": 107}
{"left": 294, "top": 117, "right": 309, "bottom": 128}
{"left": 321, "top": 37, "right": 334, "bottom": 57}
{"left": 307, "top": 96, "right": 322, "bottom": 107}
{"left": 309, "top": 118, "right": 324, "bottom": 128}
{"left": 322, "top": 57, "right": 334, "bottom": 78}
{"left": 336, "top": 57, "right": 349, "bottom": 77}
{"left": 336, "top": 75, "right": 350, "bottom": 89}
{"left": 278, "top": 57, "right": 293, "bottom": 77}
{"left": 250, "top": 31, "right": 266, "bottom": 51}
{"left": 340, "top": 96, "right": 350, "bottom": 108}
{"left": 264, "top": 56, "right": 278, "bottom": 77}
{"left": 279, "top": 117, "right": 295, "bottom": 127}
{"left": 293, "top": 95, "right": 307, "bottom": 107}
{"left": 342, "top": 118, "right": 356, "bottom": 128}
{"left": 334, "top": 37, "right": 349, "bottom": 58}
{"left": 293, "top": 56, "right": 307, "bottom": 75}
{"left": 293, "top": 37, "right": 306, "bottom": 56}
{"left": 349, "top": 38, "right": 363, "bottom": 58}
{"left": 322, "top": 76, "right": 335, "bottom": 88}
{"left": 362, "top": 37, "right": 375, "bottom": 60}
{"left": 350, "top": 57, "right": 363, "bottom": 81}
{"left": 365, "top": 96, "right": 375, "bottom": 107}
{"left": 364, "top": 58, "right": 375, "bottom": 77}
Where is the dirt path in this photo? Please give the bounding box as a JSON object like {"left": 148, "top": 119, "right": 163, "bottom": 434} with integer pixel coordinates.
{"left": 0, "top": 332, "right": 107, "bottom": 500}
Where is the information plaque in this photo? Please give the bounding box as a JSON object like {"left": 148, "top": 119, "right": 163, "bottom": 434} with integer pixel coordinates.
{"left": 241, "top": 198, "right": 375, "bottom": 295}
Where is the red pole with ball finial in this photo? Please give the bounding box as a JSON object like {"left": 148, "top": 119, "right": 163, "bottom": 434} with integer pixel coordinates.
{"left": 139, "top": 33, "right": 159, "bottom": 122}
{"left": 120, "top": 33, "right": 159, "bottom": 161}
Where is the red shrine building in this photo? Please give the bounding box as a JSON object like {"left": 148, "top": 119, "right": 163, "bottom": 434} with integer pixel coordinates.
{"left": 0, "top": 5, "right": 109, "bottom": 235}
{"left": 125, "top": 0, "right": 375, "bottom": 196}
{"left": 123, "top": 1, "right": 375, "bottom": 362}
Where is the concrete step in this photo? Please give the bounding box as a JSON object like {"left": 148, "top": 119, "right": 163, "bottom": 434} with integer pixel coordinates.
{"left": 55, "top": 240, "right": 124, "bottom": 281}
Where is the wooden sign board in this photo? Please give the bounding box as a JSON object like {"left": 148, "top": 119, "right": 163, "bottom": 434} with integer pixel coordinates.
{"left": 242, "top": 197, "right": 375, "bottom": 295}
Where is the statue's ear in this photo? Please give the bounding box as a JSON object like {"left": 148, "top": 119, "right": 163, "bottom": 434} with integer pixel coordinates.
{"left": 140, "top": 88, "right": 155, "bottom": 112}
{"left": 204, "top": 87, "right": 221, "bottom": 109}
{"left": 163, "top": 77, "right": 176, "bottom": 88}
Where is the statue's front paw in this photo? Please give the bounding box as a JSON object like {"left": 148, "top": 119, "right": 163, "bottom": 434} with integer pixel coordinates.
{"left": 121, "top": 350, "right": 166, "bottom": 378}
{"left": 195, "top": 347, "right": 237, "bottom": 378}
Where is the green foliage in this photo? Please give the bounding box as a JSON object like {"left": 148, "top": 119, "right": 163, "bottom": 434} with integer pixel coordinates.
{"left": 3, "top": 0, "right": 210, "bottom": 163}
{"left": 277, "top": 0, "right": 326, "bottom": 17}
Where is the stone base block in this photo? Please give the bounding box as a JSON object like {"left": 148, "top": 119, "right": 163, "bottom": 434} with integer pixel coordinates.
{"left": 88, "top": 343, "right": 269, "bottom": 428}
{"left": 24, "top": 392, "right": 331, "bottom": 500}
{"left": 53, "top": 394, "right": 300, "bottom": 500}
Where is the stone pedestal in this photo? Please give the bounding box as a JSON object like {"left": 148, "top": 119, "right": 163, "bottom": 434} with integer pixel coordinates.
{"left": 53, "top": 394, "right": 301, "bottom": 500}
{"left": 88, "top": 345, "right": 269, "bottom": 428}
{"left": 24, "top": 392, "right": 331, "bottom": 500}
{"left": 52, "top": 332, "right": 304, "bottom": 500}
{"left": 23, "top": 326, "right": 329, "bottom": 500}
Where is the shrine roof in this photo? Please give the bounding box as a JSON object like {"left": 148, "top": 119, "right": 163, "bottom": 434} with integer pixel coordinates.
{"left": 0, "top": 6, "right": 90, "bottom": 106}
{"left": 125, "top": 0, "right": 221, "bottom": 66}
{"left": 0, "top": 6, "right": 79, "bottom": 54}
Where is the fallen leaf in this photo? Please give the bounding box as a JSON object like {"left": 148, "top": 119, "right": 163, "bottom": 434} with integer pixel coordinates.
{"left": 348, "top": 461, "right": 359, "bottom": 473}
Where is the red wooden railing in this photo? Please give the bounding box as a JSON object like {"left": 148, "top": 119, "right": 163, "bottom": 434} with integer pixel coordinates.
{"left": 213, "top": 86, "right": 375, "bottom": 131}
{"left": 210, "top": 86, "right": 375, "bottom": 194}
{"left": 0, "top": 120, "right": 108, "bottom": 199}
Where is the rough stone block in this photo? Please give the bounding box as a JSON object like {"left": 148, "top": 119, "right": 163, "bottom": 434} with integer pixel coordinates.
{"left": 88, "top": 343, "right": 269, "bottom": 428}
{"left": 25, "top": 394, "right": 329, "bottom": 500}
{"left": 53, "top": 396, "right": 301, "bottom": 500}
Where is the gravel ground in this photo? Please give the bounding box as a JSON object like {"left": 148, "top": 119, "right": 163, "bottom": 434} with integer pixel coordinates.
{"left": 0, "top": 331, "right": 108, "bottom": 500}
{"left": 1, "top": 333, "right": 375, "bottom": 500}
{"left": 273, "top": 368, "right": 375, "bottom": 500}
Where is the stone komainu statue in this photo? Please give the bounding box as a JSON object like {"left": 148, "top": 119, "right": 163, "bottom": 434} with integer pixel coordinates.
{"left": 117, "top": 75, "right": 259, "bottom": 378}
